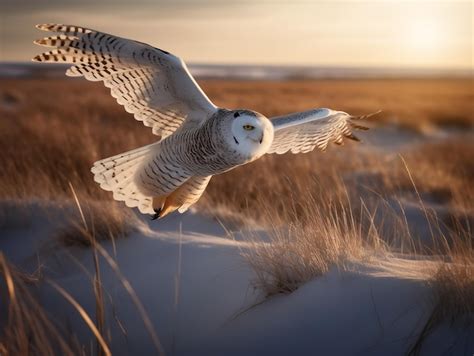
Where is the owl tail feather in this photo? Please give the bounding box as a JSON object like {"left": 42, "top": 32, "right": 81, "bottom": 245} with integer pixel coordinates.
{"left": 91, "top": 143, "right": 158, "bottom": 215}
{"left": 92, "top": 144, "right": 212, "bottom": 218}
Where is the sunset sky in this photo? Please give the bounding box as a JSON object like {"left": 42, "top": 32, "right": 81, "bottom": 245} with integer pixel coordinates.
{"left": 1, "top": 0, "right": 472, "bottom": 69}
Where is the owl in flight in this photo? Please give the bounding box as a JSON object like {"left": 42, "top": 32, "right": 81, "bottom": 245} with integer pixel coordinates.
{"left": 33, "top": 24, "right": 379, "bottom": 219}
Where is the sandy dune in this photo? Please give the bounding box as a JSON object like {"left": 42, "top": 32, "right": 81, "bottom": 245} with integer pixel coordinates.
{"left": 2, "top": 202, "right": 472, "bottom": 355}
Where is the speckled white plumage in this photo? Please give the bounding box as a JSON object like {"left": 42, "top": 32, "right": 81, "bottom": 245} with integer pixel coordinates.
{"left": 34, "top": 24, "right": 378, "bottom": 218}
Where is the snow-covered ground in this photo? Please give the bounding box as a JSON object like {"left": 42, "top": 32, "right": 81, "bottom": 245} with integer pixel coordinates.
{"left": 1, "top": 203, "right": 472, "bottom": 356}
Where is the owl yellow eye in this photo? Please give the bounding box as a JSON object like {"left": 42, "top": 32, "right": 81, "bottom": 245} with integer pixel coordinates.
{"left": 243, "top": 124, "right": 255, "bottom": 131}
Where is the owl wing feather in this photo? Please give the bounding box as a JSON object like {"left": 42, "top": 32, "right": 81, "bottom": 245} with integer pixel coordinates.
{"left": 268, "top": 108, "right": 380, "bottom": 154}
{"left": 32, "top": 24, "right": 217, "bottom": 137}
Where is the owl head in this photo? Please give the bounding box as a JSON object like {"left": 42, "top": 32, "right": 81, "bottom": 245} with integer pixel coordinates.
{"left": 228, "top": 110, "right": 274, "bottom": 160}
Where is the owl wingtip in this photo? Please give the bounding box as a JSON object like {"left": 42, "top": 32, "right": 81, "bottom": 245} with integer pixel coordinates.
{"left": 36, "top": 23, "right": 54, "bottom": 31}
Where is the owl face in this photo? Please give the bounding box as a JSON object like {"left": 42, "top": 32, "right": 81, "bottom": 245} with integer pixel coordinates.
{"left": 229, "top": 110, "right": 274, "bottom": 160}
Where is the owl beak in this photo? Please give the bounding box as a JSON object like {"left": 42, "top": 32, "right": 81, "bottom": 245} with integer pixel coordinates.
{"left": 249, "top": 133, "right": 264, "bottom": 144}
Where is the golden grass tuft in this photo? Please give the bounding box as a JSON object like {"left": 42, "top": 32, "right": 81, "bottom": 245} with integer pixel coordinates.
{"left": 0, "top": 253, "right": 76, "bottom": 355}
{"left": 55, "top": 198, "right": 141, "bottom": 247}
{"left": 409, "top": 229, "right": 473, "bottom": 355}
{"left": 241, "top": 197, "right": 387, "bottom": 296}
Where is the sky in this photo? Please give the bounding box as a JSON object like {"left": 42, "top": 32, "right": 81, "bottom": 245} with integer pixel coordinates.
{"left": 0, "top": 0, "right": 472, "bottom": 69}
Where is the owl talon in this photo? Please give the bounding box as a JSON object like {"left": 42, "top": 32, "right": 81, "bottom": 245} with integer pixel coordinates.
{"left": 151, "top": 207, "right": 162, "bottom": 220}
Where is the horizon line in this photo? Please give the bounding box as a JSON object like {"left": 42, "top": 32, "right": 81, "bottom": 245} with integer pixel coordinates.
{"left": 0, "top": 61, "right": 472, "bottom": 80}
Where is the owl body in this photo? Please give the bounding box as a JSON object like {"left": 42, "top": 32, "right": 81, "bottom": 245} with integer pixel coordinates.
{"left": 136, "top": 109, "right": 274, "bottom": 198}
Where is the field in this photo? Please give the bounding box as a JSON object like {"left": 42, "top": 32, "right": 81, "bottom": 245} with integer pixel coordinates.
{"left": 1, "top": 77, "right": 473, "bottom": 355}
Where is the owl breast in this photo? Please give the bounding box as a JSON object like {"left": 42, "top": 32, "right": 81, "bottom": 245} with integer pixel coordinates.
{"left": 156, "top": 126, "right": 238, "bottom": 177}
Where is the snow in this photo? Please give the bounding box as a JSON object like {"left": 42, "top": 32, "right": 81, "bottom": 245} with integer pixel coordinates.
{"left": 1, "top": 202, "right": 472, "bottom": 355}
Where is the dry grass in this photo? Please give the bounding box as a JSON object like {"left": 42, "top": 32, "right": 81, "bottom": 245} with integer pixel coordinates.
{"left": 0, "top": 78, "right": 154, "bottom": 242}
{"left": 0, "top": 80, "right": 154, "bottom": 200}
{"left": 0, "top": 253, "right": 77, "bottom": 355}
{"left": 55, "top": 198, "right": 141, "bottom": 247}
{"left": 240, "top": 172, "right": 472, "bottom": 355}
{"left": 0, "top": 222, "right": 164, "bottom": 356}
{"left": 203, "top": 78, "right": 474, "bottom": 132}
{"left": 1, "top": 77, "right": 473, "bottom": 354}
{"left": 409, "top": 230, "right": 473, "bottom": 355}
{"left": 241, "top": 193, "right": 390, "bottom": 296}
{"left": 1, "top": 78, "right": 472, "bottom": 213}
{"left": 236, "top": 156, "right": 473, "bottom": 355}
{"left": 201, "top": 140, "right": 474, "bottom": 225}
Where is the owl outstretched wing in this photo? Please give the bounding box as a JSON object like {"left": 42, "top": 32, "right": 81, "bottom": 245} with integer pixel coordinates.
{"left": 33, "top": 24, "right": 217, "bottom": 137}
{"left": 268, "top": 108, "right": 380, "bottom": 154}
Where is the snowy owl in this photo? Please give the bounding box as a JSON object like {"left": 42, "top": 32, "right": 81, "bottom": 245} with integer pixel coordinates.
{"left": 33, "top": 24, "right": 379, "bottom": 219}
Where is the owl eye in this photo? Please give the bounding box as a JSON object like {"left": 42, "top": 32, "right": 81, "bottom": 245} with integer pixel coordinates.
{"left": 243, "top": 124, "right": 255, "bottom": 131}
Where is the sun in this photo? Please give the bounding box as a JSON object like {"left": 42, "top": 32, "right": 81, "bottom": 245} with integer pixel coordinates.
{"left": 403, "top": 19, "right": 445, "bottom": 52}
